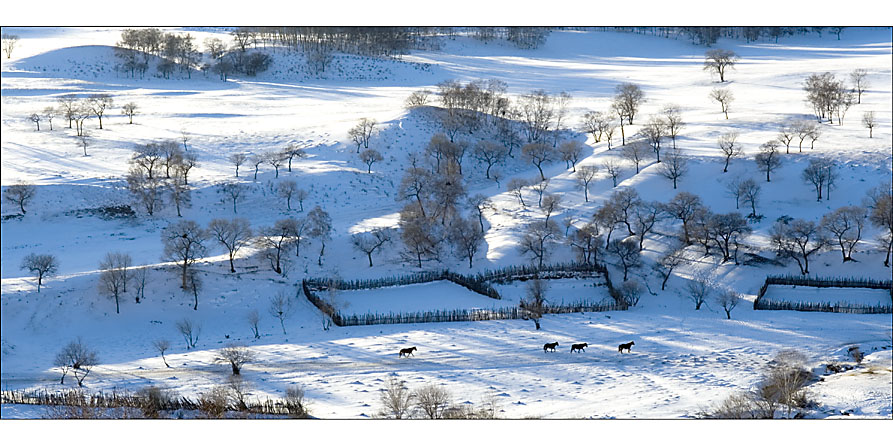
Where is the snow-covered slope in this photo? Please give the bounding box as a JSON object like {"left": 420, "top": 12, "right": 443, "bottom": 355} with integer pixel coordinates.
{"left": 1, "top": 27, "right": 891, "bottom": 419}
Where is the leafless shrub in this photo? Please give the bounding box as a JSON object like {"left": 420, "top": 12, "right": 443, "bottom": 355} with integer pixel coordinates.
{"left": 376, "top": 376, "right": 414, "bottom": 419}
{"left": 175, "top": 318, "right": 201, "bottom": 349}
{"left": 197, "top": 386, "right": 230, "bottom": 419}
{"left": 215, "top": 345, "right": 255, "bottom": 376}
{"left": 284, "top": 385, "right": 311, "bottom": 418}
{"left": 413, "top": 384, "right": 452, "bottom": 419}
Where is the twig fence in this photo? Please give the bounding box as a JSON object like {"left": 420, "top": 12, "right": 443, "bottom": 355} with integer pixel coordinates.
{"left": 0, "top": 389, "right": 301, "bottom": 417}
{"left": 754, "top": 275, "right": 893, "bottom": 314}
{"left": 302, "top": 262, "right": 626, "bottom": 327}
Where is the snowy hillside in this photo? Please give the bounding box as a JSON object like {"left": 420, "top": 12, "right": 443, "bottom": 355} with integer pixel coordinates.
{"left": 1, "top": 27, "right": 891, "bottom": 419}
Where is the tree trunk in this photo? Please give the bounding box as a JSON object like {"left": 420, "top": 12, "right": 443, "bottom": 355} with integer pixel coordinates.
{"left": 115, "top": 293, "right": 120, "bottom": 314}
{"left": 231, "top": 363, "right": 240, "bottom": 375}
{"left": 230, "top": 254, "right": 236, "bottom": 273}
{"left": 367, "top": 252, "right": 374, "bottom": 267}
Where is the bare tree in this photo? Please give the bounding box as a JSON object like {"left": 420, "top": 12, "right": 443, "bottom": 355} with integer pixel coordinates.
{"left": 666, "top": 192, "right": 703, "bottom": 245}
{"left": 247, "top": 310, "right": 261, "bottom": 339}
{"left": 507, "top": 178, "right": 529, "bottom": 207}
{"left": 801, "top": 157, "right": 834, "bottom": 201}
{"left": 576, "top": 165, "right": 599, "bottom": 202}
{"left": 709, "top": 87, "right": 734, "bottom": 119}
{"left": 54, "top": 339, "right": 98, "bottom": 386}
{"left": 413, "top": 384, "right": 452, "bottom": 419}
{"left": 4, "top": 182, "right": 36, "bottom": 215}
{"left": 152, "top": 339, "right": 171, "bottom": 368}
{"left": 582, "top": 111, "right": 609, "bottom": 144}
{"left": 397, "top": 167, "right": 434, "bottom": 217}
{"left": 849, "top": 68, "right": 869, "bottom": 104}
{"left": 307, "top": 206, "right": 333, "bottom": 266}
{"left": 710, "top": 212, "right": 751, "bottom": 263}
{"left": 868, "top": 191, "right": 893, "bottom": 267}
{"left": 377, "top": 377, "right": 414, "bottom": 419}
{"left": 57, "top": 94, "right": 79, "bottom": 129}
{"left": 178, "top": 152, "right": 198, "bottom": 186}
{"left": 632, "top": 201, "right": 663, "bottom": 250}
{"left": 132, "top": 265, "right": 148, "bottom": 303}
{"left": 131, "top": 143, "right": 162, "bottom": 179}
{"left": 686, "top": 269, "right": 712, "bottom": 310}
{"left": 76, "top": 131, "right": 90, "bottom": 156}
{"left": 266, "top": 292, "right": 295, "bottom": 337}
{"left": 519, "top": 90, "right": 554, "bottom": 143}
{"left": 777, "top": 121, "right": 798, "bottom": 154}
{"left": 654, "top": 244, "right": 685, "bottom": 291}
{"left": 86, "top": 94, "right": 114, "bottom": 129}
{"left": 219, "top": 182, "right": 247, "bottom": 214}
{"left": 161, "top": 220, "right": 208, "bottom": 289}
{"left": 348, "top": 118, "right": 377, "bottom": 153}
{"left": 352, "top": 227, "right": 393, "bottom": 267}
{"left": 520, "top": 279, "right": 548, "bottom": 330}
{"left": 121, "top": 102, "right": 138, "bottom": 124}
{"left": 99, "top": 252, "right": 132, "bottom": 314}
{"left": 717, "top": 131, "right": 741, "bottom": 173}
{"left": 166, "top": 169, "right": 190, "bottom": 217}
{"left": 519, "top": 220, "right": 560, "bottom": 268}
{"left": 754, "top": 141, "right": 782, "bottom": 182}
{"left": 618, "top": 279, "right": 644, "bottom": 306}
{"left": 622, "top": 141, "right": 649, "bottom": 174}
{"left": 399, "top": 204, "right": 441, "bottom": 268}
{"left": 72, "top": 103, "right": 91, "bottom": 136}
{"left": 449, "top": 217, "right": 485, "bottom": 268}
{"left": 716, "top": 289, "right": 740, "bottom": 319}
{"left": 568, "top": 222, "right": 602, "bottom": 265}
{"left": 821, "top": 206, "right": 867, "bottom": 262}
{"left": 609, "top": 187, "right": 642, "bottom": 236}
{"left": 739, "top": 178, "right": 762, "bottom": 218}
{"left": 159, "top": 141, "right": 183, "bottom": 179}
{"left": 862, "top": 111, "right": 876, "bottom": 138}
{"left": 20, "top": 253, "right": 57, "bottom": 292}
{"left": 466, "top": 194, "right": 492, "bottom": 233}
{"left": 282, "top": 143, "right": 307, "bottom": 172}
{"left": 250, "top": 154, "right": 265, "bottom": 180}
{"left": 602, "top": 159, "right": 622, "bottom": 187}
{"left": 703, "top": 49, "right": 739, "bottom": 82}
{"left": 522, "top": 142, "right": 556, "bottom": 181}
{"left": 613, "top": 83, "right": 645, "bottom": 125}
{"left": 405, "top": 90, "right": 430, "bottom": 108}
{"left": 806, "top": 121, "right": 822, "bottom": 149}
{"left": 659, "top": 150, "right": 688, "bottom": 189}
{"left": 40, "top": 107, "right": 56, "bottom": 131}
{"left": 530, "top": 179, "right": 550, "bottom": 208}
{"left": 265, "top": 151, "right": 286, "bottom": 178}
{"left": 215, "top": 345, "right": 255, "bottom": 376}
{"left": 2, "top": 33, "right": 19, "bottom": 59}
{"left": 662, "top": 104, "right": 685, "bottom": 149}
{"left": 208, "top": 218, "right": 252, "bottom": 273}
{"left": 257, "top": 219, "right": 297, "bottom": 274}
{"left": 473, "top": 141, "right": 508, "bottom": 180}
{"left": 793, "top": 120, "right": 816, "bottom": 152}
{"left": 552, "top": 91, "right": 572, "bottom": 146}
{"left": 558, "top": 140, "right": 584, "bottom": 171}
{"left": 640, "top": 116, "right": 667, "bottom": 162}
{"left": 176, "top": 318, "right": 201, "bottom": 349}
{"left": 770, "top": 219, "right": 827, "bottom": 274}
{"left": 277, "top": 180, "right": 299, "bottom": 210}
{"left": 606, "top": 237, "right": 640, "bottom": 281}
{"left": 29, "top": 113, "right": 41, "bottom": 131}
{"left": 359, "top": 149, "right": 384, "bottom": 173}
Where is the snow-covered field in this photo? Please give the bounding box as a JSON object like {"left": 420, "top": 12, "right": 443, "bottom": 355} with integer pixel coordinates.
{"left": 1, "top": 26, "right": 892, "bottom": 419}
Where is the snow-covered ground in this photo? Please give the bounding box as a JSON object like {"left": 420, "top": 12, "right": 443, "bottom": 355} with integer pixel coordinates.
{"left": 2, "top": 27, "right": 891, "bottom": 419}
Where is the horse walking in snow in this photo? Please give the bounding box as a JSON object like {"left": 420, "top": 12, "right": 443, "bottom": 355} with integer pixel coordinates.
{"left": 570, "top": 343, "right": 588, "bottom": 353}
{"left": 618, "top": 341, "right": 635, "bottom": 353}
{"left": 399, "top": 347, "right": 417, "bottom": 357}
{"left": 543, "top": 342, "right": 559, "bottom": 353}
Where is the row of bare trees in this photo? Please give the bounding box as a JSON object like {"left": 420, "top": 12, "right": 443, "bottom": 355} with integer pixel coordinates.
{"left": 127, "top": 141, "right": 198, "bottom": 216}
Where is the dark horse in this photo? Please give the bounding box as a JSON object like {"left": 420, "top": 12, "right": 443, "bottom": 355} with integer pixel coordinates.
{"left": 543, "top": 342, "right": 559, "bottom": 353}
{"left": 618, "top": 341, "right": 635, "bottom": 353}
{"left": 399, "top": 347, "right": 417, "bottom": 357}
{"left": 570, "top": 343, "right": 588, "bottom": 353}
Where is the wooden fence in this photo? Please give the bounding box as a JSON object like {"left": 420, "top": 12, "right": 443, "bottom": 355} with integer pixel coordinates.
{"left": 753, "top": 274, "right": 893, "bottom": 314}
{"left": 302, "top": 262, "right": 626, "bottom": 327}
